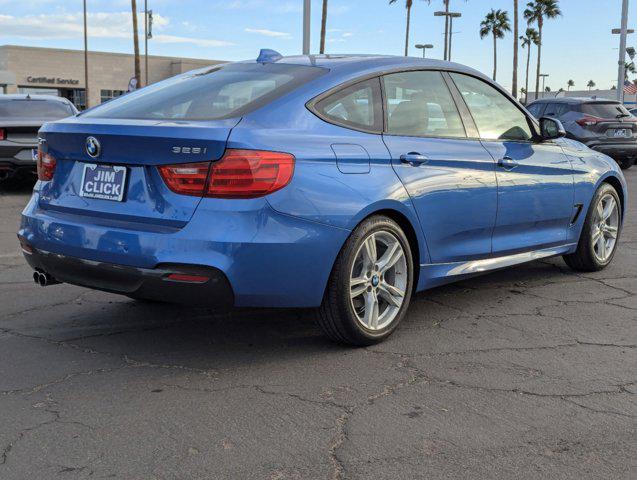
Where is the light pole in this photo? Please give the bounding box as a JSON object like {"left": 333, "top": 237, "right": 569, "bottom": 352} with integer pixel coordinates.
{"left": 415, "top": 43, "right": 434, "bottom": 58}
{"left": 434, "top": 11, "right": 461, "bottom": 61}
{"left": 144, "top": 0, "right": 148, "bottom": 86}
{"left": 83, "top": 0, "right": 89, "bottom": 109}
{"left": 614, "top": 0, "right": 631, "bottom": 102}
{"left": 303, "top": 0, "right": 311, "bottom": 55}
{"left": 540, "top": 73, "right": 549, "bottom": 97}
{"left": 447, "top": 12, "right": 461, "bottom": 61}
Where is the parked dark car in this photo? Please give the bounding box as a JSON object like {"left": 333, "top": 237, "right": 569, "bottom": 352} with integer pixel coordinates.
{"left": 0, "top": 94, "right": 78, "bottom": 181}
{"left": 527, "top": 97, "right": 636, "bottom": 169}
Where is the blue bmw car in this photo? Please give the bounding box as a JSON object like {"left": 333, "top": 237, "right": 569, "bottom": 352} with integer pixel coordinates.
{"left": 18, "top": 52, "right": 627, "bottom": 345}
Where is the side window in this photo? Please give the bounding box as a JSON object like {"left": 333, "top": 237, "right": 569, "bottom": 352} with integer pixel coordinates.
{"left": 314, "top": 78, "right": 382, "bottom": 131}
{"left": 382, "top": 71, "right": 466, "bottom": 138}
{"left": 543, "top": 103, "right": 558, "bottom": 117}
{"left": 526, "top": 103, "right": 545, "bottom": 118}
{"left": 555, "top": 104, "right": 570, "bottom": 117}
{"left": 450, "top": 73, "right": 533, "bottom": 141}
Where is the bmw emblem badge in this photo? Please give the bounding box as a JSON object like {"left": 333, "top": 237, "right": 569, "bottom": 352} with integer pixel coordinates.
{"left": 86, "top": 136, "right": 101, "bottom": 158}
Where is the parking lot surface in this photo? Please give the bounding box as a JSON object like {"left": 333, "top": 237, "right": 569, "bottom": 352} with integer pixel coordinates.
{"left": 1, "top": 173, "right": 636, "bottom": 480}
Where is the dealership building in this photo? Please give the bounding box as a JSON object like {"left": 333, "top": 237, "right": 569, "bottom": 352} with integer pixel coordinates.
{"left": 0, "top": 45, "right": 223, "bottom": 109}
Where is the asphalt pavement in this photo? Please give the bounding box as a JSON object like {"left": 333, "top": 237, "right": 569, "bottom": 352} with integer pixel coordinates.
{"left": 0, "top": 172, "right": 635, "bottom": 479}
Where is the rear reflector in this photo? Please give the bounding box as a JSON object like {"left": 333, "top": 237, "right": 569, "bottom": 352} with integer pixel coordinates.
{"left": 165, "top": 273, "right": 210, "bottom": 283}
{"left": 158, "top": 149, "right": 295, "bottom": 199}
{"left": 0, "top": 128, "right": 5, "bottom": 141}
{"left": 36, "top": 145, "right": 56, "bottom": 181}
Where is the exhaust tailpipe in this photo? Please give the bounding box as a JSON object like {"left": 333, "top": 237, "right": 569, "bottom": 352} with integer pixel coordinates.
{"left": 33, "top": 270, "right": 60, "bottom": 287}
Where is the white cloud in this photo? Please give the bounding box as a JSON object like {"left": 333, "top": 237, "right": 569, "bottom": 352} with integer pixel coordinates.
{"left": 0, "top": 12, "right": 232, "bottom": 47}
{"left": 244, "top": 28, "right": 291, "bottom": 39}
{"left": 153, "top": 35, "right": 231, "bottom": 48}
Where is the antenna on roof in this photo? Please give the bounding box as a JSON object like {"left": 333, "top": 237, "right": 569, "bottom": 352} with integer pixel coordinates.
{"left": 257, "top": 49, "right": 283, "bottom": 64}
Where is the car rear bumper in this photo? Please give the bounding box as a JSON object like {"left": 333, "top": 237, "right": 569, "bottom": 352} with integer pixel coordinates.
{"left": 0, "top": 142, "right": 38, "bottom": 176}
{"left": 18, "top": 193, "right": 350, "bottom": 308}
{"left": 20, "top": 244, "right": 234, "bottom": 307}
{"left": 586, "top": 141, "right": 637, "bottom": 159}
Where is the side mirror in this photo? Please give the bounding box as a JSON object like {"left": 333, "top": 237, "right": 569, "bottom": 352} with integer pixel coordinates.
{"left": 539, "top": 116, "right": 566, "bottom": 140}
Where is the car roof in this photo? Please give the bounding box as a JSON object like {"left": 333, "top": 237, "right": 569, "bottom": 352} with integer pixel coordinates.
{"left": 0, "top": 94, "right": 73, "bottom": 104}
{"left": 529, "top": 97, "right": 619, "bottom": 104}
{"left": 235, "top": 54, "right": 489, "bottom": 82}
{"left": 292, "top": 54, "right": 480, "bottom": 72}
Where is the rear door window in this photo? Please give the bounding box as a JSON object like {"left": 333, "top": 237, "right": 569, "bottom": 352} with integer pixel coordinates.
{"left": 382, "top": 70, "right": 466, "bottom": 138}
{"left": 314, "top": 78, "right": 383, "bottom": 132}
{"left": 83, "top": 63, "right": 327, "bottom": 120}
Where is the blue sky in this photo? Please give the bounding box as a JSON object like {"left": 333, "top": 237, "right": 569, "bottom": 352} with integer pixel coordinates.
{"left": 0, "top": 0, "right": 634, "bottom": 92}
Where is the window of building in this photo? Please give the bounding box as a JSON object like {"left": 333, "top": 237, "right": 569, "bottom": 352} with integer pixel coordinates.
{"left": 18, "top": 86, "right": 60, "bottom": 96}
{"left": 383, "top": 70, "right": 466, "bottom": 138}
{"left": 314, "top": 78, "right": 382, "bottom": 131}
{"left": 100, "top": 89, "right": 126, "bottom": 104}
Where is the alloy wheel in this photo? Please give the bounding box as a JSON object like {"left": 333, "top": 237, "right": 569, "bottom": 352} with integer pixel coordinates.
{"left": 349, "top": 230, "right": 408, "bottom": 331}
{"left": 591, "top": 193, "right": 620, "bottom": 263}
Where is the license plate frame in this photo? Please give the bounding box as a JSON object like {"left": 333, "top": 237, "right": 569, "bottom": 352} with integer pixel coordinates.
{"left": 79, "top": 163, "right": 127, "bottom": 202}
{"left": 611, "top": 128, "right": 631, "bottom": 138}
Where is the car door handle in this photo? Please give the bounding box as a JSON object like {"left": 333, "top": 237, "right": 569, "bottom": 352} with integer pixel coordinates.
{"left": 497, "top": 157, "right": 519, "bottom": 170}
{"left": 400, "top": 153, "right": 429, "bottom": 166}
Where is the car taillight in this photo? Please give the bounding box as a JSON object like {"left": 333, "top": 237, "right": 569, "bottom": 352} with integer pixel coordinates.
{"left": 576, "top": 116, "right": 602, "bottom": 127}
{"left": 0, "top": 128, "right": 5, "bottom": 141}
{"left": 158, "top": 149, "right": 295, "bottom": 199}
{"left": 36, "top": 145, "right": 56, "bottom": 181}
{"left": 158, "top": 162, "right": 211, "bottom": 196}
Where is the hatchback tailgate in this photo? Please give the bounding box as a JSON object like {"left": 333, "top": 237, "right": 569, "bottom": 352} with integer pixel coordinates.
{"left": 37, "top": 118, "right": 239, "bottom": 228}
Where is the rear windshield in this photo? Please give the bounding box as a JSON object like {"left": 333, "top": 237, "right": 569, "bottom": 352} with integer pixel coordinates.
{"left": 582, "top": 102, "right": 630, "bottom": 118}
{"left": 83, "top": 63, "right": 328, "bottom": 121}
{"left": 0, "top": 99, "right": 74, "bottom": 119}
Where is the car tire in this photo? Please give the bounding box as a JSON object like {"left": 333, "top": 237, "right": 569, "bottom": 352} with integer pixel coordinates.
{"left": 616, "top": 158, "right": 633, "bottom": 170}
{"left": 317, "top": 215, "right": 414, "bottom": 346}
{"left": 563, "top": 183, "right": 622, "bottom": 272}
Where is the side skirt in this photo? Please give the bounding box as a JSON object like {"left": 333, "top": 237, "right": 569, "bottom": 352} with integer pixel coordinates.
{"left": 417, "top": 243, "right": 578, "bottom": 291}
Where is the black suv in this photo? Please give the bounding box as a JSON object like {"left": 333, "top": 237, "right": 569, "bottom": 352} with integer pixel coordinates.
{"left": 527, "top": 97, "right": 636, "bottom": 169}
{"left": 0, "top": 94, "right": 77, "bottom": 182}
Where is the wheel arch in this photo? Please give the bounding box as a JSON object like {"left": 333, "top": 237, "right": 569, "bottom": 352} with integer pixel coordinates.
{"left": 601, "top": 174, "right": 626, "bottom": 219}
{"left": 346, "top": 205, "right": 427, "bottom": 294}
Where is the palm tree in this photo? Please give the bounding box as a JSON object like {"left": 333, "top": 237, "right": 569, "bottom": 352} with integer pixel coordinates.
{"left": 567, "top": 79, "right": 574, "bottom": 91}
{"left": 587, "top": 80, "right": 596, "bottom": 91}
{"left": 520, "top": 27, "right": 539, "bottom": 103}
{"left": 131, "top": 0, "right": 141, "bottom": 88}
{"left": 480, "top": 9, "right": 511, "bottom": 81}
{"left": 524, "top": 0, "right": 561, "bottom": 100}
{"left": 624, "top": 61, "right": 636, "bottom": 81}
{"left": 390, "top": 0, "right": 430, "bottom": 57}
{"left": 512, "top": 0, "right": 519, "bottom": 99}
{"left": 320, "top": 0, "right": 328, "bottom": 54}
